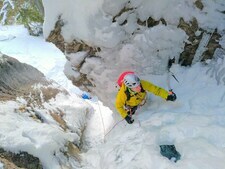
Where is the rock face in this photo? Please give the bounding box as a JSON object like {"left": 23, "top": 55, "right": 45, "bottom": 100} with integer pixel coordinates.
{"left": 0, "top": 53, "right": 48, "bottom": 101}
{"left": 0, "top": 148, "right": 42, "bottom": 169}
{"left": 0, "top": 53, "right": 69, "bottom": 104}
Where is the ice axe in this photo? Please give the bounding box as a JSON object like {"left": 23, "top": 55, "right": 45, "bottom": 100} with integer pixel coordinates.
{"left": 167, "top": 58, "right": 179, "bottom": 91}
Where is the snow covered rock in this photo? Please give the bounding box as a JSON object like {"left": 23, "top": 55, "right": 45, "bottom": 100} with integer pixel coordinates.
{"left": 42, "top": 0, "right": 225, "bottom": 110}
{"left": 46, "top": 17, "right": 97, "bottom": 55}
{"left": 0, "top": 54, "right": 93, "bottom": 169}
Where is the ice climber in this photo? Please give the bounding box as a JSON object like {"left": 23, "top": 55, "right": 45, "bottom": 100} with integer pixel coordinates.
{"left": 115, "top": 73, "right": 177, "bottom": 124}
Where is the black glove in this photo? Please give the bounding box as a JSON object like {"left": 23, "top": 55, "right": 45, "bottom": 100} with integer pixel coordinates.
{"left": 125, "top": 115, "right": 134, "bottom": 124}
{"left": 166, "top": 91, "right": 177, "bottom": 101}
{"left": 127, "top": 107, "right": 137, "bottom": 115}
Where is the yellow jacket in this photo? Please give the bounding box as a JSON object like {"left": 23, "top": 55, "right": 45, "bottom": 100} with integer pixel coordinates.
{"left": 115, "top": 80, "right": 169, "bottom": 118}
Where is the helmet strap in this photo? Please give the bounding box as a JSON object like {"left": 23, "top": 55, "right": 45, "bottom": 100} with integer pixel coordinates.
{"left": 128, "top": 87, "right": 137, "bottom": 94}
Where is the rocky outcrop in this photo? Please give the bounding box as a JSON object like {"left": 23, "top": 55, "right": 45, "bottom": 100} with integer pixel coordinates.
{"left": 112, "top": 5, "right": 167, "bottom": 28}
{"left": 46, "top": 16, "right": 98, "bottom": 55}
{"left": 0, "top": 148, "right": 42, "bottom": 169}
{"left": 45, "top": 17, "right": 100, "bottom": 90}
{"left": 0, "top": 53, "right": 48, "bottom": 101}
{"left": 0, "top": 53, "right": 69, "bottom": 102}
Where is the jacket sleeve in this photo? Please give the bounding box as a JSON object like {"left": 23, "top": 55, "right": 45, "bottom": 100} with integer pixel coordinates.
{"left": 141, "top": 80, "right": 169, "bottom": 99}
{"left": 115, "top": 88, "right": 128, "bottom": 118}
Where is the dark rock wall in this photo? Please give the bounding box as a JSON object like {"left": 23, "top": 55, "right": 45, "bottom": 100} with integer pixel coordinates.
{"left": 0, "top": 54, "right": 48, "bottom": 100}
{"left": 0, "top": 148, "right": 42, "bottom": 169}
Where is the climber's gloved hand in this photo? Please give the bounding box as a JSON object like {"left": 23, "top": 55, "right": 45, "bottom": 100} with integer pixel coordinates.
{"left": 166, "top": 91, "right": 177, "bottom": 101}
{"left": 125, "top": 115, "right": 134, "bottom": 124}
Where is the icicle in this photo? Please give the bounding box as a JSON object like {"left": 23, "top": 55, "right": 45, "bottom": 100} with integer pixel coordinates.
{"left": 7, "top": 0, "right": 15, "bottom": 9}
{"left": 192, "top": 30, "right": 214, "bottom": 64}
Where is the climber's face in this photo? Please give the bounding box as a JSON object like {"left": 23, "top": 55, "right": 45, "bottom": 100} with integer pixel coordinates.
{"left": 131, "top": 85, "right": 141, "bottom": 92}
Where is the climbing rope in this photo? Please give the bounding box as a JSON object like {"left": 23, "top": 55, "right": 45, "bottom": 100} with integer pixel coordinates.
{"left": 104, "top": 106, "right": 142, "bottom": 139}
{"left": 98, "top": 99, "right": 144, "bottom": 141}
{"left": 104, "top": 119, "right": 124, "bottom": 138}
